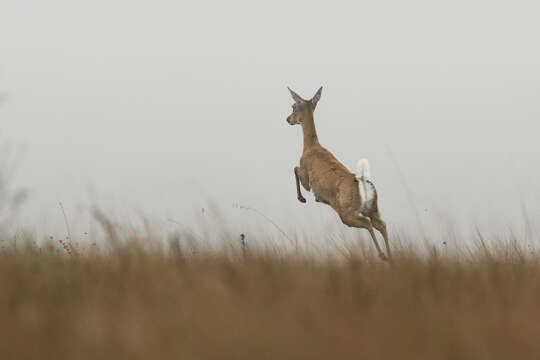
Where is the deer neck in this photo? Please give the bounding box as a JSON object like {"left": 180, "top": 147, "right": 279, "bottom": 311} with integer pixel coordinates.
{"left": 301, "top": 112, "right": 320, "bottom": 150}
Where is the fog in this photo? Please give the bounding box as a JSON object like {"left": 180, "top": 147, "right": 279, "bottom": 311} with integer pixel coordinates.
{"left": 1, "top": 0, "right": 540, "bottom": 241}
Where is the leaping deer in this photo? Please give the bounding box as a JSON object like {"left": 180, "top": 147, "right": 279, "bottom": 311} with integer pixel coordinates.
{"left": 286, "top": 86, "right": 391, "bottom": 261}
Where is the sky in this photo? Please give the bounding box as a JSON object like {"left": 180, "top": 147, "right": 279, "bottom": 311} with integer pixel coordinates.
{"left": 1, "top": 0, "right": 540, "bottom": 245}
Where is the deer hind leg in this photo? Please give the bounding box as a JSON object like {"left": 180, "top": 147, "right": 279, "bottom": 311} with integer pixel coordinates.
{"left": 370, "top": 215, "right": 392, "bottom": 262}
{"left": 294, "top": 166, "right": 310, "bottom": 203}
{"left": 340, "top": 213, "right": 388, "bottom": 261}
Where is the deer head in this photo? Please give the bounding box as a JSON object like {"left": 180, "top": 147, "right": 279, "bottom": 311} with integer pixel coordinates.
{"left": 286, "top": 86, "right": 322, "bottom": 126}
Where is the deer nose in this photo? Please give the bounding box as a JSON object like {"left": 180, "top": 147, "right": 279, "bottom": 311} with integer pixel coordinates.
{"left": 286, "top": 115, "right": 293, "bottom": 124}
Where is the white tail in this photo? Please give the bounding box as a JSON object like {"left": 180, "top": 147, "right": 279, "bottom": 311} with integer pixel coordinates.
{"left": 356, "top": 158, "right": 371, "bottom": 179}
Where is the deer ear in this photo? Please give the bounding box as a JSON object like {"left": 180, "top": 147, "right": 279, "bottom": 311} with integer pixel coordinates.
{"left": 288, "top": 87, "right": 305, "bottom": 105}
{"left": 311, "top": 86, "right": 323, "bottom": 108}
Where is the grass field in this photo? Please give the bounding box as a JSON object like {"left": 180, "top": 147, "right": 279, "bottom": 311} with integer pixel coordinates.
{"left": 1, "top": 224, "right": 540, "bottom": 360}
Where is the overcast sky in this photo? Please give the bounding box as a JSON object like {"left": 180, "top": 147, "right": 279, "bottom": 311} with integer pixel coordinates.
{"left": 1, "top": 0, "right": 540, "bottom": 244}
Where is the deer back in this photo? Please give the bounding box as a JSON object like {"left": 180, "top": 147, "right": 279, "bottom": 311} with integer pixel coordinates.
{"left": 301, "top": 146, "right": 359, "bottom": 209}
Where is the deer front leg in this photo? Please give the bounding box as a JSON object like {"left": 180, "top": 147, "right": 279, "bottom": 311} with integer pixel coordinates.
{"left": 294, "top": 166, "right": 309, "bottom": 203}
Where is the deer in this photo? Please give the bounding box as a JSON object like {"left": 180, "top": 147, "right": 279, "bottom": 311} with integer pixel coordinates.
{"left": 286, "top": 86, "right": 391, "bottom": 261}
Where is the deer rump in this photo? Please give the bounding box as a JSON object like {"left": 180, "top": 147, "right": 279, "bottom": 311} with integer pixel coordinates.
{"left": 356, "top": 159, "right": 377, "bottom": 216}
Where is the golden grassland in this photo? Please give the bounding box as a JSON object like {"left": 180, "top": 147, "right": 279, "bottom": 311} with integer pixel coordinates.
{"left": 1, "top": 227, "right": 540, "bottom": 360}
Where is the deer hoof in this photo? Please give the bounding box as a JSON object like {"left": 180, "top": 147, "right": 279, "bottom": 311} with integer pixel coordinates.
{"left": 379, "top": 253, "right": 389, "bottom": 262}
{"left": 298, "top": 196, "right": 306, "bottom": 203}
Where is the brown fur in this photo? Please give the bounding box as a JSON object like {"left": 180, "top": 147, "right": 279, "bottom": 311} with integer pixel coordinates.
{"left": 287, "top": 88, "right": 391, "bottom": 261}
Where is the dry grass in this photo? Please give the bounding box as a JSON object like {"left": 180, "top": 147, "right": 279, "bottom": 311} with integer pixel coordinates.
{"left": 1, "top": 229, "right": 540, "bottom": 360}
